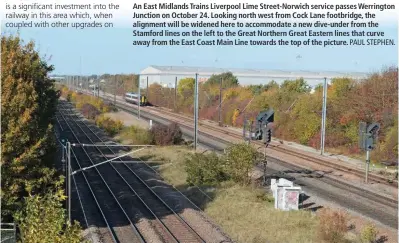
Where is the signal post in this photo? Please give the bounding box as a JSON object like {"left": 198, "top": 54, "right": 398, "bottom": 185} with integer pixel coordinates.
{"left": 243, "top": 108, "right": 274, "bottom": 185}
{"left": 359, "top": 122, "right": 380, "bottom": 183}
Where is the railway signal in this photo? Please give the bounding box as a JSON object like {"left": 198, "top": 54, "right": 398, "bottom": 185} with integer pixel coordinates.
{"left": 243, "top": 109, "right": 274, "bottom": 144}
{"left": 264, "top": 127, "right": 272, "bottom": 144}
{"left": 243, "top": 108, "right": 274, "bottom": 186}
{"left": 359, "top": 122, "right": 380, "bottom": 183}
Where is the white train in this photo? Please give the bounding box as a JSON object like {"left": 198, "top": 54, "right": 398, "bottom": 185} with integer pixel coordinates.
{"left": 124, "top": 92, "right": 147, "bottom": 106}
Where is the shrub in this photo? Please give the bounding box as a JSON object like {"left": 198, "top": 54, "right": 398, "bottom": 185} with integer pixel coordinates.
{"left": 60, "top": 87, "right": 69, "bottom": 98}
{"left": 104, "top": 101, "right": 118, "bottom": 112}
{"left": 150, "top": 123, "right": 183, "bottom": 146}
{"left": 360, "top": 223, "right": 378, "bottom": 243}
{"left": 95, "top": 115, "right": 123, "bottom": 136}
{"left": 185, "top": 152, "right": 228, "bottom": 186}
{"left": 66, "top": 92, "right": 72, "bottom": 101}
{"left": 254, "top": 189, "right": 274, "bottom": 203}
{"left": 80, "top": 103, "right": 101, "bottom": 120}
{"left": 224, "top": 143, "right": 258, "bottom": 185}
{"left": 232, "top": 109, "right": 240, "bottom": 126}
{"left": 70, "top": 92, "right": 79, "bottom": 102}
{"left": 14, "top": 179, "right": 84, "bottom": 243}
{"left": 124, "top": 125, "right": 153, "bottom": 144}
{"left": 91, "top": 97, "right": 110, "bottom": 113}
{"left": 317, "top": 208, "right": 349, "bottom": 243}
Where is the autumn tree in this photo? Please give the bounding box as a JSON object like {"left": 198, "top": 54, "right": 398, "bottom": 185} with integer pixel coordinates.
{"left": 280, "top": 78, "right": 311, "bottom": 93}
{"left": 177, "top": 77, "right": 195, "bottom": 97}
{"left": 147, "top": 83, "right": 165, "bottom": 106}
{"left": 330, "top": 77, "right": 355, "bottom": 98}
{"left": 248, "top": 80, "right": 279, "bottom": 95}
{"left": 1, "top": 35, "right": 59, "bottom": 221}
{"left": 290, "top": 93, "right": 322, "bottom": 144}
{"left": 101, "top": 74, "right": 140, "bottom": 96}
{"left": 204, "top": 72, "right": 239, "bottom": 89}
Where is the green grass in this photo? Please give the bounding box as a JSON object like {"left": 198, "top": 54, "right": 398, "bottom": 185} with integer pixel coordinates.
{"left": 205, "top": 184, "right": 318, "bottom": 243}
{"left": 133, "top": 146, "right": 390, "bottom": 243}
{"left": 134, "top": 146, "right": 320, "bottom": 243}
{"left": 116, "top": 125, "right": 153, "bottom": 145}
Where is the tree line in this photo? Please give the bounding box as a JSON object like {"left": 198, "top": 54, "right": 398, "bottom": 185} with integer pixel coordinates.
{"left": 1, "top": 35, "right": 83, "bottom": 242}
{"left": 104, "top": 69, "right": 397, "bottom": 164}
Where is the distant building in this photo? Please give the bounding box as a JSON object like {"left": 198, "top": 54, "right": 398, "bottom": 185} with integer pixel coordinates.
{"left": 50, "top": 76, "right": 66, "bottom": 81}
{"left": 139, "top": 65, "right": 369, "bottom": 88}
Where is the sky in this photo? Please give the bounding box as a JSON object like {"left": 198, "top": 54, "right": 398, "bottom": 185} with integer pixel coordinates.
{"left": 1, "top": 0, "right": 398, "bottom": 75}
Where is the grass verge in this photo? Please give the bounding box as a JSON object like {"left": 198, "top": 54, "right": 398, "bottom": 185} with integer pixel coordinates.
{"left": 133, "top": 146, "right": 320, "bottom": 243}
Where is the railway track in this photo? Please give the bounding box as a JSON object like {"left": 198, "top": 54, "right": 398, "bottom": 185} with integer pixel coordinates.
{"left": 140, "top": 104, "right": 399, "bottom": 227}
{"left": 99, "top": 89, "right": 397, "bottom": 187}
{"left": 60, "top": 90, "right": 398, "bottom": 230}
{"left": 56, "top": 100, "right": 205, "bottom": 243}
{"left": 133, "top": 105, "right": 399, "bottom": 208}
{"left": 94, "top": 93, "right": 398, "bottom": 204}
{"left": 57, "top": 108, "right": 145, "bottom": 243}
{"left": 146, "top": 105, "right": 398, "bottom": 187}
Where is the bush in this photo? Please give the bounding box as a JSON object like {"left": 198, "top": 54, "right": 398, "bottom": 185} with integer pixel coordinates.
{"left": 185, "top": 152, "right": 228, "bottom": 186}
{"left": 224, "top": 143, "right": 259, "bottom": 185}
{"left": 66, "top": 92, "right": 72, "bottom": 101}
{"left": 360, "top": 223, "right": 378, "bottom": 243}
{"left": 14, "top": 179, "right": 84, "bottom": 243}
{"left": 104, "top": 101, "right": 118, "bottom": 112}
{"left": 317, "top": 208, "right": 349, "bottom": 243}
{"left": 70, "top": 92, "right": 79, "bottom": 102}
{"left": 124, "top": 125, "right": 153, "bottom": 144}
{"left": 95, "top": 115, "right": 123, "bottom": 136}
{"left": 60, "top": 87, "right": 69, "bottom": 98}
{"left": 80, "top": 103, "right": 101, "bottom": 120}
{"left": 150, "top": 123, "right": 183, "bottom": 146}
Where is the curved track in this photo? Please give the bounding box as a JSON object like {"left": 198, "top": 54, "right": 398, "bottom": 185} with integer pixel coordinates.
{"left": 69, "top": 90, "right": 398, "bottom": 230}
{"left": 97, "top": 92, "right": 398, "bottom": 204}
{"left": 146, "top": 105, "right": 398, "bottom": 187}
{"left": 101, "top": 90, "right": 396, "bottom": 187}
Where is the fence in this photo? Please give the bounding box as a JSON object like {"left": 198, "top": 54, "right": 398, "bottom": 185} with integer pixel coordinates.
{"left": 1, "top": 223, "right": 16, "bottom": 243}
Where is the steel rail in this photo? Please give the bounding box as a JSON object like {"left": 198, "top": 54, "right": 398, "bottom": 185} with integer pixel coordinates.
{"left": 63, "top": 102, "right": 205, "bottom": 243}
{"left": 99, "top": 90, "right": 395, "bottom": 188}
{"left": 124, "top": 97, "right": 398, "bottom": 188}
{"left": 143, "top": 107, "right": 399, "bottom": 206}
{"left": 58, "top": 104, "right": 180, "bottom": 243}
{"left": 54, "top": 118, "right": 94, "bottom": 243}
{"left": 69, "top": 148, "right": 115, "bottom": 243}
{"left": 171, "top": 107, "right": 397, "bottom": 186}
{"left": 57, "top": 107, "right": 146, "bottom": 243}
{"left": 97, "top": 95, "right": 398, "bottom": 207}
{"left": 56, "top": 112, "right": 116, "bottom": 243}
{"left": 127, "top": 104, "right": 399, "bottom": 223}
{"left": 121, "top": 147, "right": 235, "bottom": 242}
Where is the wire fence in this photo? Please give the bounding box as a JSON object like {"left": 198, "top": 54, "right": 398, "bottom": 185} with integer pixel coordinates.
{"left": 1, "top": 223, "right": 16, "bottom": 243}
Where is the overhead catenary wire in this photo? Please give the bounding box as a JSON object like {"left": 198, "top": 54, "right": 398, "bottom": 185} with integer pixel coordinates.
{"left": 61, "top": 102, "right": 205, "bottom": 242}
